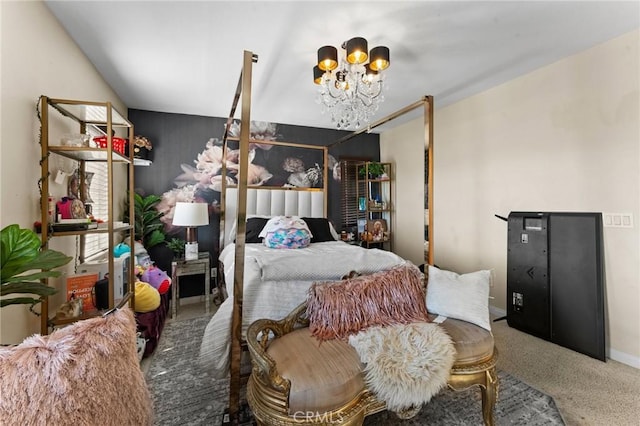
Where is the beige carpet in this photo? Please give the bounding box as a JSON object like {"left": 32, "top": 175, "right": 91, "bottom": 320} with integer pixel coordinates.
{"left": 491, "top": 318, "right": 640, "bottom": 426}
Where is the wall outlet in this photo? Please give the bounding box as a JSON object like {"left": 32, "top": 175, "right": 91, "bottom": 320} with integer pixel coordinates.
{"left": 603, "top": 213, "right": 634, "bottom": 228}
{"left": 210, "top": 267, "right": 217, "bottom": 278}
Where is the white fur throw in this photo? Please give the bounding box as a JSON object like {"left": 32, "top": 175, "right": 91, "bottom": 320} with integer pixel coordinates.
{"left": 0, "top": 307, "right": 153, "bottom": 425}
{"left": 348, "top": 322, "right": 456, "bottom": 412}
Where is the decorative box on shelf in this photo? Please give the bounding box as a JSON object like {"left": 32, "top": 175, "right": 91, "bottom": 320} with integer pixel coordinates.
{"left": 93, "top": 136, "right": 126, "bottom": 155}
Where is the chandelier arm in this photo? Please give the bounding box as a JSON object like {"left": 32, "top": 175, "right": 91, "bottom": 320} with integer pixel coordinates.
{"left": 356, "top": 81, "right": 383, "bottom": 102}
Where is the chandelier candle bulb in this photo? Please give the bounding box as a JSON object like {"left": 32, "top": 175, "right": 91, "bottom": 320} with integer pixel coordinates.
{"left": 369, "top": 46, "right": 390, "bottom": 71}
{"left": 313, "top": 66, "right": 323, "bottom": 84}
{"left": 346, "top": 37, "right": 368, "bottom": 64}
{"left": 317, "top": 46, "right": 338, "bottom": 71}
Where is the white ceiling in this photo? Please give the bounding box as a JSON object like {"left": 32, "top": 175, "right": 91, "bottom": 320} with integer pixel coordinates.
{"left": 46, "top": 1, "right": 639, "bottom": 131}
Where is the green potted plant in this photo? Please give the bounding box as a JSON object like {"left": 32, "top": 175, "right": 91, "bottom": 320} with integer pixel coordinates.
{"left": 166, "top": 238, "right": 186, "bottom": 258}
{"left": 358, "top": 162, "right": 386, "bottom": 179}
{"left": 1, "top": 224, "right": 72, "bottom": 309}
{"left": 124, "top": 192, "right": 166, "bottom": 250}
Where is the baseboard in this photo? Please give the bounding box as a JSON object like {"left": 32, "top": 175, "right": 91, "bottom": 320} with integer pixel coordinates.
{"left": 180, "top": 295, "right": 206, "bottom": 305}
{"left": 608, "top": 348, "right": 640, "bottom": 369}
{"left": 490, "top": 305, "right": 640, "bottom": 369}
{"left": 490, "top": 305, "right": 506, "bottom": 318}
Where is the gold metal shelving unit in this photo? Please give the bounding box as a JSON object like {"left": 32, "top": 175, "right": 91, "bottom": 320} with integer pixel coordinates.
{"left": 39, "top": 96, "right": 136, "bottom": 334}
{"left": 355, "top": 161, "right": 393, "bottom": 251}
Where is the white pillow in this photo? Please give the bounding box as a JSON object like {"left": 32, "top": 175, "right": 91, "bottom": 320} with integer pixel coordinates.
{"left": 328, "top": 221, "right": 341, "bottom": 241}
{"left": 426, "top": 265, "right": 491, "bottom": 331}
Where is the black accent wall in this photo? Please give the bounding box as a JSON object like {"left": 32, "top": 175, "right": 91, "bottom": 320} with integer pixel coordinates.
{"left": 129, "top": 109, "right": 379, "bottom": 296}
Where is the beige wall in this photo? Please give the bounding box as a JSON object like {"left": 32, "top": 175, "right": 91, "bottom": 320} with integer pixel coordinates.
{"left": 380, "top": 118, "right": 426, "bottom": 266}
{"left": 0, "top": 1, "right": 128, "bottom": 344}
{"left": 425, "top": 30, "right": 638, "bottom": 366}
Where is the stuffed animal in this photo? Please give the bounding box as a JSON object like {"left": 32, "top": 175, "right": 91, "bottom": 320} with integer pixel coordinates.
{"left": 134, "top": 281, "right": 161, "bottom": 313}
{"left": 55, "top": 298, "right": 83, "bottom": 319}
{"left": 134, "top": 264, "right": 146, "bottom": 278}
{"left": 113, "top": 242, "right": 130, "bottom": 258}
{"left": 134, "top": 241, "right": 152, "bottom": 268}
{"left": 140, "top": 265, "right": 171, "bottom": 295}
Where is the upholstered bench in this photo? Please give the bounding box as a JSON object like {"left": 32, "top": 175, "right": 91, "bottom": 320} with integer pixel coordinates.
{"left": 246, "top": 302, "right": 498, "bottom": 426}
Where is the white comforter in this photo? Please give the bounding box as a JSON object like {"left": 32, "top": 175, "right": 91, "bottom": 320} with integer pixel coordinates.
{"left": 199, "top": 242, "right": 406, "bottom": 378}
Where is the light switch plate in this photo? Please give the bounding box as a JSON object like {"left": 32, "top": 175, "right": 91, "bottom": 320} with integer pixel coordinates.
{"left": 603, "top": 213, "right": 633, "bottom": 228}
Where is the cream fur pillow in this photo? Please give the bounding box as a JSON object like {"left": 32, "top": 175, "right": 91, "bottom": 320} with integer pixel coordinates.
{"left": 0, "top": 307, "right": 153, "bottom": 425}
{"left": 426, "top": 265, "right": 492, "bottom": 331}
{"left": 349, "top": 322, "right": 456, "bottom": 412}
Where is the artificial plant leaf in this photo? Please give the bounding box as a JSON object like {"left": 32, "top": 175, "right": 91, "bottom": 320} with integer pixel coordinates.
{"left": 1, "top": 224, "right": 72, "bottom": 308}
{"left": 3, "top": 270, "right": 63, "bottom": 284}
{"left": 1, "top": 225, "right": 42, "bottom": 281}
{"left": 1, "top": 281, "right": 58, "bottom": 297}
{"left": 145, "top": 229, "right": 166, "bottom": 249}
{"left": 0, "top": 297, "right": 42, "bottom": 308}
{"left": 7, "top": 250, "right": 72, "bottom": 278}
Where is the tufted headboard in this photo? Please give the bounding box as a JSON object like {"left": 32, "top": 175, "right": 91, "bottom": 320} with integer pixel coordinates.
{"left": 222, "top": 187, "right": 325, "bottom": 247}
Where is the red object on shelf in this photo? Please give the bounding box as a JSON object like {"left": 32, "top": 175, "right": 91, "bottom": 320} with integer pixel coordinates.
{"left": 93, "top": 136, "right": 126, "bottom": 155}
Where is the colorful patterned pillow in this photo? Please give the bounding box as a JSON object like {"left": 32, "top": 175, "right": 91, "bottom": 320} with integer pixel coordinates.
{"left": 258, "top": 216, "right": 312, "bottom": 249}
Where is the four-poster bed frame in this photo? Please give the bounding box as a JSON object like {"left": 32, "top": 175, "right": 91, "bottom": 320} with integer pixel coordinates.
{"left": 220, "top": 50, "right": 434, "bottom": 423}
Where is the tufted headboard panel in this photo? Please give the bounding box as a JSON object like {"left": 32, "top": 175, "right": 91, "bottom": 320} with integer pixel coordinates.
{"left": 222, "top": 187, "right": 325, "bottom": 247}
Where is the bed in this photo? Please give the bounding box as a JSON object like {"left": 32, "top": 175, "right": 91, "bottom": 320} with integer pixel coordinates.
{"left": 207, "top": 51, "right": 432, "bottom": 421}
{"left": 199, "top": 239, "right": 406, "bottom": 378}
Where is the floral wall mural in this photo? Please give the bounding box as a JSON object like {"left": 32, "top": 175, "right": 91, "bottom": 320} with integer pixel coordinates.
{"left": 154, "top": 120, "right": 338, "bottom": 235}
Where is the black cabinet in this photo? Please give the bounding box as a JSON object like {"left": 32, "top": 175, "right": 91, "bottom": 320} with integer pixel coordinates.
{"left": 507, "top": 212, "right": 605, "bottom": 361}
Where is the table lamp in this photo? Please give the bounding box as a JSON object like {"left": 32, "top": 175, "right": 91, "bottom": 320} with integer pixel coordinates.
{"left": 172, "top": 202, "right": 209, "bottom": 260}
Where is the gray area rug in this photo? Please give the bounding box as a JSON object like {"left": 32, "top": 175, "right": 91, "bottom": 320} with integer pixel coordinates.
{"left": 146, "top": 314, "right": 565, "bottom": 426}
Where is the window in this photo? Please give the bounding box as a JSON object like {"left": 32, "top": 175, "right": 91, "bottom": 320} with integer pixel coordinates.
{"left": 83, "top": 125, "right": 110, "bottom": 259}
{"left": 83, "top": 161, "right": 108, "bottom": 259}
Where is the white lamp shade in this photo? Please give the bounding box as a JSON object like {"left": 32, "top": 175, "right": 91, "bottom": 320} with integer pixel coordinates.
{"left": 172, "top": 202, "right": 209, "bottom": 227}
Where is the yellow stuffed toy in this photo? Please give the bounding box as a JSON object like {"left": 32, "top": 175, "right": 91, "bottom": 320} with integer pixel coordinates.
{"left": 134, "top": 281, "right": 161, "bottom": 313}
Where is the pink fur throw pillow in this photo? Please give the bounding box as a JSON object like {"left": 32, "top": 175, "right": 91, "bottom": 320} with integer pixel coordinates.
{"left": 307, "top": 263, "right": 429, "bottom": 341}
{"left": 0, "top": 307, "right": 153, "bottom": 425}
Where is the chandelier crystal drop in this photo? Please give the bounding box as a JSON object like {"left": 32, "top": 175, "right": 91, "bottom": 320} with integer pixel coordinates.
{"left": 313, "top": 37, "right": 390, "bottom": 130}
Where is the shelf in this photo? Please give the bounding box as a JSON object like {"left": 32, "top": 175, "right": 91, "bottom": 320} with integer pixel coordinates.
{"left": 363, "top": 178, "right": 391, "bottom": 183}
{"left": 49, "top": 309, "right": 104, "bottom": 327}
{"left": 48, "top": 146, "right": 130, "bottom": 163}
{"left": 363, "top": 208, "right": 391, "bottom": 213}
{"left": 134, "top": 158, "right": 152, "bottom": 166}
{"left": 48, "top": 291, "right": 133, "bottom": 327}
{"left": 362, "top": 239, "right": 390, "bottom": 244}
{"left": 356, "top": 161, "right": 392, "bottom": 252}
{"left": 39, "top": 96, "right": 136, "bottom": 335}
{"left": 50, "top": 224, "right": 132, "bottom": 237}
{"left": 48, "top": 99, "right": 131, "bottom": 127}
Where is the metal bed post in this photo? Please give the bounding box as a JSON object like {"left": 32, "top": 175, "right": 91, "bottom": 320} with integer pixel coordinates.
{"left": 228, "top": 50, "right": 258, "bottom": 425}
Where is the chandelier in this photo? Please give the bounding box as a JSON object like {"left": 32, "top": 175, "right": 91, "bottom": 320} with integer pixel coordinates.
{"left": 313, "top": 37, "right": 390, "bottom": 129}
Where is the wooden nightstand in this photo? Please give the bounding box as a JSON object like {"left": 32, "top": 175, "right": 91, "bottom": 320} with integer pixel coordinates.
{"left": 171, "top": 252, "right": 211, "bottom": 319}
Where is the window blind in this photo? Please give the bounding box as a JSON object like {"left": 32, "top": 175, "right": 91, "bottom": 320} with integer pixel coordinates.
{"left": 83, "top": 125, "right": 109, "bottom": 259}
{"left": 83, "top": 161, "right": 108, "bottom": 258}
{"left": 340, "top": 160, "right": 360, "bottom": 232}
